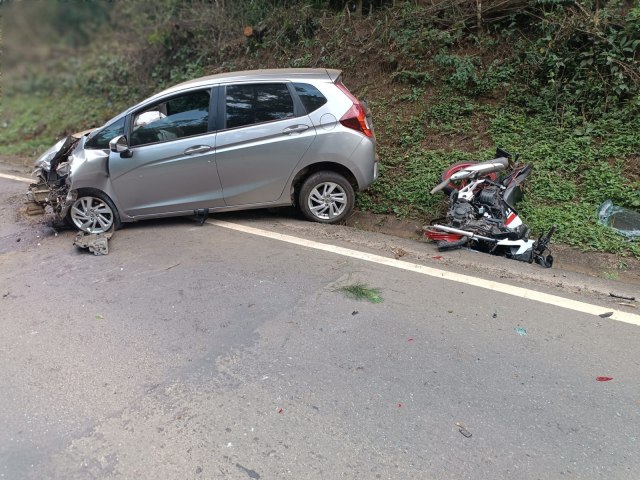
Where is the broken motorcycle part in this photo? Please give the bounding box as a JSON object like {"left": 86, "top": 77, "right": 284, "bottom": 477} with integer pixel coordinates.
{"left": 426, "top": 148, "right": 555, "bottom": 267}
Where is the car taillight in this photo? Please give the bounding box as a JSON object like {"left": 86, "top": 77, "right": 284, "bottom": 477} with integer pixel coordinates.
{"left": 336, "top": 82, "right": 373, "bottom": 138}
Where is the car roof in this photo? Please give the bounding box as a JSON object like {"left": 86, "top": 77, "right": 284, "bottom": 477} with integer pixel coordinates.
{"left": 156, "top": 68, "right": 342, "bottom": 98}
{"left": 105, "top": 68, "right": 342, "bottom": 125}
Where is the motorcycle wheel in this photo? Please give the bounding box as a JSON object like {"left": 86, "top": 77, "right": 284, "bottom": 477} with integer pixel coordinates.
{"left": 440, "top": 161, "right": 499, "bottom": 195}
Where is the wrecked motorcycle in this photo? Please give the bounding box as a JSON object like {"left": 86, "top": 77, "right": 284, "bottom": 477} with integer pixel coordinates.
{"left": 424, "top": 148, "right": 555, "bottom": 268}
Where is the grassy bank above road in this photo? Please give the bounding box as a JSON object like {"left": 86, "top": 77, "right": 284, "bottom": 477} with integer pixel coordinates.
{"left": 1, "top": 0, "right": 638, "bottom": 256}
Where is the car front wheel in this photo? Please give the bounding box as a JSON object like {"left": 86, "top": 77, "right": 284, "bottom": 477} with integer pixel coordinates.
{"left": 68, "top": 191, "right": 121, "bottom": 233}
{"left": 299, "top": 171, "right": 355, "bottom": 224}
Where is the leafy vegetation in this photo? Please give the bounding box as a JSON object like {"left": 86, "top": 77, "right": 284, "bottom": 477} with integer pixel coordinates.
{"left": 336, "top": 283, "right": 384, "bottom": 303}
{"left": 1, "top": 0, "right": 638, "bottom": 256}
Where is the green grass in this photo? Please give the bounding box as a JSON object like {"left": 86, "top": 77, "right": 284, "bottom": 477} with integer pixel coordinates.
{"left": 336, "top": 283, "right": 384, "bottom": 303}
{"left": 358, "top": 90, "right": 640, "bottom": 258}
{"left": 2, "top": 1, "right": 638, "bottom": 258}
{"left": 0, "top": 91, "right": 129, "bottom": 157}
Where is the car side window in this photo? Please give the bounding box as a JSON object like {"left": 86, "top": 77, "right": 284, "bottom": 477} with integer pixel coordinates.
{"left": 130, "top": 89, "right": 211, "bottom": 147}
{"left": 293, "top": 83, "right": 327, "bottom": 113}
{"left": 85, "top": 117, "right": 125, "bottom": 150}
{"left": 226, "top": 83, "right": 295, "bottom": 129}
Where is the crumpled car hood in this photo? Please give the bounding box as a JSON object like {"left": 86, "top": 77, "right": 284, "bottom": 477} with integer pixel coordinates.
{"left": 34, "top": 129, "right": 96, "bottom": 172}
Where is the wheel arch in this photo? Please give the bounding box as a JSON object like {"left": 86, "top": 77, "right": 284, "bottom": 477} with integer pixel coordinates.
{"left": 74, "top": 186, "right": 114, "bottom": 199}
{"left": 291, "top": 162, "right": 358, "bottom": 205}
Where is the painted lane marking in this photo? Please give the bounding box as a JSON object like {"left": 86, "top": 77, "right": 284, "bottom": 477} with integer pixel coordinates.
{"left": 207, "top": 219, "right": 640, "bottom": 327}
{"left": 0, "top": 173, "right": 32, "bottom": 183}
{"left": 1, "top": 168, "right": 634, "bottom": 325}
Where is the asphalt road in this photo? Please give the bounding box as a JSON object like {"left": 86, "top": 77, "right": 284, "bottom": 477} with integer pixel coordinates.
{"left": 1, "top": 173, "right": 639, "bottom": 480}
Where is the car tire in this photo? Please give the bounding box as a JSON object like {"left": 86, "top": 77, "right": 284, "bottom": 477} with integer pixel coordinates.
{"left": 299, "top": 171, "right": 355, "bottom": 224}
{"left": 68, "top": 190, "right": 121, "bottom": 233}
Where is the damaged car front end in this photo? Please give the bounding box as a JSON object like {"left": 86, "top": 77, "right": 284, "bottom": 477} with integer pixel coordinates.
{"left": 28, "top": 135, "right": 80, "bottom": 220}
{"left": 26, "top": 126, "right": 119, "bottom": 233}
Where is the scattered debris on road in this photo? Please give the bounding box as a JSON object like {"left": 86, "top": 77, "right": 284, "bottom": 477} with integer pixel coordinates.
{"left": 515, "top": 327, "right": 527, "bottom": 336}
{"left": 95, "top": 314, "right": 104, "bottom": 320}
{"left": 596, "top": 376, "right": 613, "bottom": 382}
{"left": 235, "top": 463, "right": 261, "bottom": 480}
{"left": 599, "top": 311, "right": 614, "bottom": 318}
{"left": 455, "top": 422, "right": 472, "bottom": 438}
{"left": 391, "top": 246, "right": 406, "bottom": 259}
{"left": 619, "top": 303, "right": 636, "bottom": 308}
{"left": 74, "top": 229, "right": 114, "bottom": 255}
{"left": 609, "top": 292, "right": 636, "bottom": 301}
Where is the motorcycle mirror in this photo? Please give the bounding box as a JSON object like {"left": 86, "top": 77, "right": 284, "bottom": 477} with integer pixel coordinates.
{"left": 430, "top": 178, "right": 452, "bottom": 195}
{"left": 535, "top": 254, "right": 554, "bottom": 268}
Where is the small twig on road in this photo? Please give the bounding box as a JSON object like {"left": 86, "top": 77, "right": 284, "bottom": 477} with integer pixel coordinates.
{"left": 619, "top": 303, "right": 637, "bottom": 308}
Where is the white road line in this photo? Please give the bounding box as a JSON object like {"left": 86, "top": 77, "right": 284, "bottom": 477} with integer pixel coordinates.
{"left": 0, "top": 172, "right": 32, "bottom": 183}
{"left": 207, "top": 219, "right": 640, "bottom": 326}
{"left": 1, "top": 166, "right": 634, "bottom": 324}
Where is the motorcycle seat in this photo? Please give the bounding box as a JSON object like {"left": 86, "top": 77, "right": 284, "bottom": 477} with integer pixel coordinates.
{"left": 448, "top": 157, "right": 509, "bottom": 181}
{"left": 430, "top": 157, "right": 509, "bottom": 194}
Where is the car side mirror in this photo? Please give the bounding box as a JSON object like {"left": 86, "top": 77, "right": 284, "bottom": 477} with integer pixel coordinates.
{"left": 109, "top": 135, "right": 132, "bottom": 158}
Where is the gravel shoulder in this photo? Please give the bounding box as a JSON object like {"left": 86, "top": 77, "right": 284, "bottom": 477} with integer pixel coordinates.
{"left": 1, "top": 157, "right": 638, "bottom": 302}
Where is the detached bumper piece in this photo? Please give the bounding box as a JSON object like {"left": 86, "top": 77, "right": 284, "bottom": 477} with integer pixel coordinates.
{"left": 25, "top": 182, "right": 51, "bottom": 215}
{"left": 73, "top": 229, "right": 114, "bottom": 256}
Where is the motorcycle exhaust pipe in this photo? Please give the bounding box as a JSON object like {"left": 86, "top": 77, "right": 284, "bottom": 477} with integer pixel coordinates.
{"left": 432, "top": 224, "right": 498, "bottom": 243}
{"left": 437, "top": 237, "right": 469, "bottom": 251}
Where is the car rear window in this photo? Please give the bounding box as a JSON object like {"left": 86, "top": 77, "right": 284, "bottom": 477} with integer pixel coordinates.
{"left": 293, "top": 83, "right": 327, "bottom": 113}
{"left": 226, "top": 83, "right": 295, "bottom": 129}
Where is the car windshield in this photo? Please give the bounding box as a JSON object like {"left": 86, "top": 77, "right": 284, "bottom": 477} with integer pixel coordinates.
{"left": 85, "top": 116, "right": 126, "bottom": 150}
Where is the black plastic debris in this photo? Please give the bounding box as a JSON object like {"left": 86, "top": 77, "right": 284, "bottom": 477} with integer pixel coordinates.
{"left": 609, "top": 292, "right": 636, "bottom": 301}
{"left": 456, "top": 422, "right": 472, "bottom": 438}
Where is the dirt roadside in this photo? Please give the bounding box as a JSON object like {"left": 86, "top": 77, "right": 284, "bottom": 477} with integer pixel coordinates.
{"left": 343, "top": 211, "right": 640, "bottom": 286}
{"left": 2, "top": 155, "right": 638, "bottom": 293}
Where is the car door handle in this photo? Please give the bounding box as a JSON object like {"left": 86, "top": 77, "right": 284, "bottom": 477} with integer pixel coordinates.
{"left": 184, "top": 145, "right": 213, "bottom": 155}
{"left": 282, "top": 125, "right": 310, "bottom": 135}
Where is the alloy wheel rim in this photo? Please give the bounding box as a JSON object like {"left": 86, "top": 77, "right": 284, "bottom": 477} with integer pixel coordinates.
{"left": 308, "top": 182, "right": 347, "bottom": 220}
{"left": 71, "top": 197, "right": 114, "bottom": 233}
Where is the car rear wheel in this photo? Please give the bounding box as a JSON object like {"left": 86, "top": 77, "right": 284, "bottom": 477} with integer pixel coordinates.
{"left": 299, "top": 171, "right": 355, "bottom": 224}
{"left": 68, "top": 191, "right": 121, "bottom": 233}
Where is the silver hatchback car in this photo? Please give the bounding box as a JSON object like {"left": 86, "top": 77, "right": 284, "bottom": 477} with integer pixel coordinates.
{"left": 28, "top": 68, "right": 377, "bottom": 233}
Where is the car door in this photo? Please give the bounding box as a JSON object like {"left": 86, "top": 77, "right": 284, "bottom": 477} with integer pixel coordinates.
{"left": 215, "top": 82, "right": 316, "bottom": 206}
{"left": 109, "top": 88, "right": 225, "bottom": 217}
